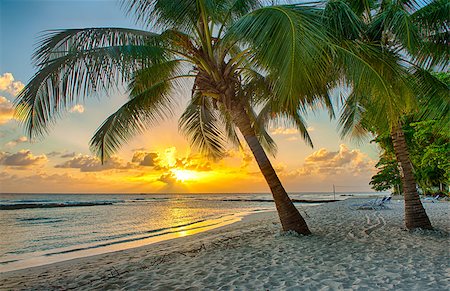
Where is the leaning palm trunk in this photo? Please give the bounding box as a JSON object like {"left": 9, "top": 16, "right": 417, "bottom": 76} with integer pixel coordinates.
{"left": 230, "top": 102, "right": 311, "bottom": 234}
{"left": 391, "top": 124, "right": 432, "bottom": 230}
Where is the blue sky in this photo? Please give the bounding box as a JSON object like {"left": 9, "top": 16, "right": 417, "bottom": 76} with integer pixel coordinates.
{"left": 0, "top": 0, "right": 381, "bottom": 193}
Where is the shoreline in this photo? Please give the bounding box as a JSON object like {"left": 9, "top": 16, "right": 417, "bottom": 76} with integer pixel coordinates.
{"left": 0, "top": 209, "right": 269, "bottom": 273}
{"left": 1, "top": 199, "right": 448, "bottom": 290}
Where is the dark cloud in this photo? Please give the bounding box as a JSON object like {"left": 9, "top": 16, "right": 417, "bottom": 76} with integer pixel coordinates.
{"left": 0, "top": 150, "right": 47, "bottom": 168}
{"left": 60, "top": 152, "right": 76, "bottom": 158}
{"left": 55, "top": 155, "right": 133, "bottom": 172}
{"left": 132, "top": 151, "right": 159, "bottom": 167}
{"left": 157, "top": 172, "right": 189, "bottom": 192}
{"left": 158, "top": 172, "right": 177, "bottom": 184}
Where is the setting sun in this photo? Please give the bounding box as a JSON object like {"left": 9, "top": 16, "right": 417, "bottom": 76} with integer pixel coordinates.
{"left": 171, "top": 169, "right": 198, "bottom": 182}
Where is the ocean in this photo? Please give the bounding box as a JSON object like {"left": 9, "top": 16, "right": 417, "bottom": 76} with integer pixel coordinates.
{"left": 0, "top": 192, "right": 382, "bottom": 272}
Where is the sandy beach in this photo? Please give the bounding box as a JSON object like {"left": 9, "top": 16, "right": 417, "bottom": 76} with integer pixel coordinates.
{"left": 1, "top": 199, "right": 448, "bottom": 290}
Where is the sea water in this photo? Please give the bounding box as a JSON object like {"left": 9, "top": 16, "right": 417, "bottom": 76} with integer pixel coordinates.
{"left": 0, "top": 192, "right": 380, "bottom": 272}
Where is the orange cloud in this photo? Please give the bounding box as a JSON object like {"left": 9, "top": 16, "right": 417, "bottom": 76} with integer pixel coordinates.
{"left": 4, "top": 136, "right": 27, "bottom": 148}
{"left": 0, "top": 73, "right": 24, "bottom": 96}
{"left": 0, "top": 96, "right": 14, "bottom": 125}
{"left": 283, "top": 144, "right": 375, "bottom": 178}
{"left": 270, "top": 127, "right": 298, "bottom": 135}
{"left": 69, "top": 104, "right": 85, "bottom": 113}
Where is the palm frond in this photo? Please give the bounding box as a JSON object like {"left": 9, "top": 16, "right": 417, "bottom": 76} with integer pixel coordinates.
{"left": 90, "top": 75, "right": 186, "bottom": 162}
{"left": 323, "top": 0, "right": 365, "bottom": 40}
{"left": 33, "top": 28, "right": 158, "bottom": 66}
{"left": 411, "top": 68, "right": 450, "bottom": 127}
{"left": 15, "top": 44, "right": 167, "bottom": 139}
{"left": 123, "top": 0, "right": 200, "bottom": 33}
{"left": 371, "top": 3, "right": 421, "bottom": 54}
{"left": 218, "top": 108, "right": 243, "bottom": 150}
{"left": 179, "top": 92, "right": 228, "bottom": 159}
{"left": 257, "top": 101, "right": 314, "bottom": 148}
{"left": 225, "top": 4, "right": 333, "bottom": 109}
{"left": 412, "top": 0, "right": 450, "bottom": 69}
{"left": 344, "top": 0, "right": 376, "bottom": 18}
{"left": 338, "top": 91, "right": 367, "bottom": 138}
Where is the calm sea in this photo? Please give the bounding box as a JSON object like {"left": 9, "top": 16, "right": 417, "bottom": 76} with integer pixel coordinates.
{"left": 0, "top": 192, "right": 381, "bottom": 272}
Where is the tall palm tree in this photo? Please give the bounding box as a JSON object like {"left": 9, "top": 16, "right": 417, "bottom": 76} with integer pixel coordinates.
{"left": 14, "top": 0, "right": 346, "bottom": 234}
{"left": 329, "top": 0, "right": 449, "bottom": 229}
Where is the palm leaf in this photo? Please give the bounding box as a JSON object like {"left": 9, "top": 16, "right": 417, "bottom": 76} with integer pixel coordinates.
{"left": 411, "top": 68, "right": 450, "bottom": 127}
{"left": 33, "top": 28, "right": 158, "bottom": 66}
{"left": 179, "top": 93, "right": 228, "bottom": 159}
{"left": 15, "top": 44, "right": 167, "bottom": 139}
{"left": 225, "top": 4, "right": 332, "bottom": 109}
{"left": 90, "top": 74, "right": 186, "bottom": 162}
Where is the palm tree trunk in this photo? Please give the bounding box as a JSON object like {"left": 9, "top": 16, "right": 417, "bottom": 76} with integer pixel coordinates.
{"left": 391, "top": 124, "right": 433, "bottom": 230}
{"left": 230, "top": 103, "right": 311, "bottom": 234}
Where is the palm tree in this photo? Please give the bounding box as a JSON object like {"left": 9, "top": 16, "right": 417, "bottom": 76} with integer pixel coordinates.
{"left": 14, "top": 0, "right": 345, "bottom": 234}
{"left": 329, "top": 0, "right": 449, "bottom": 230}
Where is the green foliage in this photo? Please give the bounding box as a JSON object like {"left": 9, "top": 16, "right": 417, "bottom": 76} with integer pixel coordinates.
{"left": 370, "top": 119, "right": 450, "bottom": 194}
{"left": 370, "top": 153, "right": 402, "bottom": 193}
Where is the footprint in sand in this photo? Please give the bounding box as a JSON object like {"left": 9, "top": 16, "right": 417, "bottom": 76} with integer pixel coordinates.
{"left": 362, "top": 212, "right": 386, "bottom": 235}
{"left": 347, "top": 212, "right": 386, "bottom": 240}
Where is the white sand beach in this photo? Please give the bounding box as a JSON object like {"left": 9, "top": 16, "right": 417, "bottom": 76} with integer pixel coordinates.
{"left": 1, "top": 199, "right": 449, "bottom": 290}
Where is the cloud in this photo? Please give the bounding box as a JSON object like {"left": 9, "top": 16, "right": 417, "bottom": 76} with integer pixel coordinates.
{"left": 131, "top": 149, "right": 212, "bottom": 172}
{"left": 132, "top": 151, "right": 159, "bottom": 167}
{"left": 60, "top": 152, "right": 76, "bottom": 158}
{"left": 0, "top": 150, "right": 47, "bottom": 168}
{"left": 69, "top": 104, "right": 85, "bottom": 113}
{"left": 56, "top": 155, "right": 132, "bottom": 172}
{"left": 0, "top": 96, "right": 14, "bottom": 125}
{"left": 156, "top": 171, "right": 189, "bottom": 192}
{"left": 158, "top": 172, "right": 177, "bottom": 184}
{"left": 0, "top": 73, "right": 24, "bottom": 96}
{"left": 46, "top": 151, "right": 62, "bottom": 157}
{"left": 0, "top": 170, "right": 113, "bottom": 193}
{"left": 270, "top": 127, "right": 298, "bottom": 135}
{"left": 174, "top": 154, "right": 212, "bottom": 172}
{"left": 47, "top": 151, "right": 76, "bottom": 158}
{"left": 282, "top": 144, "right": 376, "bottom": 178}
{"left": 286, "top": 136, "right": 299, "bottom": 141}
{"left": 4, "top": 136, "right": 27, "bottom": 148}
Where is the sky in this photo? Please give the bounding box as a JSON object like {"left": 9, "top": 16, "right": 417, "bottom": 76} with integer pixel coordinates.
{"left": 0, "top": 0, "right": 381, "bottom": 194}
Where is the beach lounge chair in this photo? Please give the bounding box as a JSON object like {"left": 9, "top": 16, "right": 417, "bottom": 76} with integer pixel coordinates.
{"left": 422, "top": 195, "right": 440, "bottom": 203}
{"left": 350, "top": 197, "right": 391, "bottom": 210}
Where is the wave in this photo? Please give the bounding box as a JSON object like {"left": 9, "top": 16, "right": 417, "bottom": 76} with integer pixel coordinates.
{"left": 42, "top": 219, "right": 220, "bottom": 257}
{"left": 0, "top": 201, "right": 114, "bottom": 210}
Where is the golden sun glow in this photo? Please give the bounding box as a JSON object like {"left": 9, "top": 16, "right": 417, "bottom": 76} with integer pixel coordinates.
{"left": 171, "top": 169, "right": 199, "bottom": 182}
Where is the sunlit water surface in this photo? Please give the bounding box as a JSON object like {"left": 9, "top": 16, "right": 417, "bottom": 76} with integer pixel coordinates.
{"left": 0, "top": 192, "right": 383, "bottom": 271}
